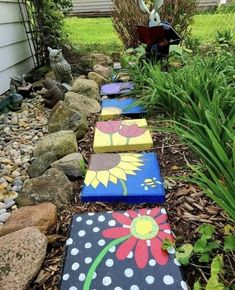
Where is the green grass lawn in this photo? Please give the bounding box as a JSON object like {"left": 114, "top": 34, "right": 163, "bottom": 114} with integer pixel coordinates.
{"left": 64, "top": 12, "right": 235, "bottom": 52}
{"left": 64, "top": 17, "right": 122, "bottom": 52}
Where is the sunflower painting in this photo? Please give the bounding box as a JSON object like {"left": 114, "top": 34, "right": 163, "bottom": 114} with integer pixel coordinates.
{"left": 93, "top": 119, "right": 153, "bottom": 153}
{"left": 81, "top": 153, "right": 165, "bottom": 203}
{"left": 60, "top": 208, "right": 188, "bottom": 290}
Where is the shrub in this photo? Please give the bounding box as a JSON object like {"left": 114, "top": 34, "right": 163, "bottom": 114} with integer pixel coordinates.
{"left": 112, "top": 0, "right": 148, "bottom": 48}
{"left": 112, "top": 0, "right": 197, "bottom": 48}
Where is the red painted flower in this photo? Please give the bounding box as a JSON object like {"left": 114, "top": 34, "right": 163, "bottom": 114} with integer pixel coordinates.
{"left": 119, "top": 124, "right": 146, "bottom": 138}
{"left": 102, "top": 208, "right": 173, "bottom": 269}
{"left": 97, "top": 121, "right": 122, "bottom": 134}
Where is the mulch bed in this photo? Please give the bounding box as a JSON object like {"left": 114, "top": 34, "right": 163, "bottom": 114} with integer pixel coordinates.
{"left": 31, "top": 115, "right": 234, "bottom": 290}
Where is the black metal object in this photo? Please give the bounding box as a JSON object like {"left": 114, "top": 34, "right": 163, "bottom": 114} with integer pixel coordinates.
{"left": 137, "top": 24, "right": 181, "bottom": 65}
{"left": 18, "top": 1, "right": 38, "bottom": 67}
{"left": 18, "top": 0, "right": 47, "bottom": 67}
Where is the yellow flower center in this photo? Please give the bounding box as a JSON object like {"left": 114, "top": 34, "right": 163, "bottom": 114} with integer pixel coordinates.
{"left": 131, "top": 216, "right": 159, "bottom": 240}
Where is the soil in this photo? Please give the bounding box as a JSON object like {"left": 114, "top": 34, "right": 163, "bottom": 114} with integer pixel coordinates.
{"left": 30, "top": 115, "right": 235, "bottom": 290}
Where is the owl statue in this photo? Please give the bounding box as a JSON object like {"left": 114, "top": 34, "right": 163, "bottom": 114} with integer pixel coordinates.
{"left": 48, "top": 47, "right": 74, "bottom": 85}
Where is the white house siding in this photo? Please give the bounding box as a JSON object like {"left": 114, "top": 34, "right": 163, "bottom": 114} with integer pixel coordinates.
{"left": 72, "top": 0, "right": 113, "bottom": 15}
{"left": 71, "top": 0, "right": 221, "bottom": 15}
{"left": 0, "top": 0, "right": 35, "bottom": 95}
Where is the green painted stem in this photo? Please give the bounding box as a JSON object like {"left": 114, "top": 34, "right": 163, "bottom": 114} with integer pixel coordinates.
{"left": 120, "top": 179, "right": 128, "bottom": 196}
{"left": 109, "top": 134, "right": 113, "bottom": 146}
{"left": 126, "top": 137, "right": 130, "bottom": 145}
{"left": 83, "top": 235, "right": 130, "bottom": 290}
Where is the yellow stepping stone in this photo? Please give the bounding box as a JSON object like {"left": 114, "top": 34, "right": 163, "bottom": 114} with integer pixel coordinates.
{"left": 93, "top": 119, "right": 153, "bottom": 152}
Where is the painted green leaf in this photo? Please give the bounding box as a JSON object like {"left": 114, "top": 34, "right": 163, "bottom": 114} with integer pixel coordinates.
{"left": 176, "top": 244, "right": 193, "bottom": 265}
{"left": 224, "top": 235, "right": 235, "bottom": 251}
{"left": 193, "top": 280, "right": 202, "bottom": 290}
{"left": 198, "top": 224, "right": 215, "bottom": 240}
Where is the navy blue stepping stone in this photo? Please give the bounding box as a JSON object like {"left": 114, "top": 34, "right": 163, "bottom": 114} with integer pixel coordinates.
{"left": 100, "top": 98, "right": 146, "bottom": 120}
{"left": 100, "top": 82, "right": 134, "bottom": 96}
{"left": 60, "top": 207, "right": 188, "bottom": 290}
{"left": 81, "top": 153, "right": 165, "bottom": 203}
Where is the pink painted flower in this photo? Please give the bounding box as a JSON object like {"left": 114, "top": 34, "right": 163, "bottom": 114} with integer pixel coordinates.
{"left": 96, "top": 121, "right": 122, "bottom": 134}
{"left": 102, "top": 208, "right": 173, "bottom": 269}
{"left": 119, "top": 124, "right": 146, "bottom": 138}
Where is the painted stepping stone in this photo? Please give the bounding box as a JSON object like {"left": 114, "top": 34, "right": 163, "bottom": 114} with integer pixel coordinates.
{"left": 81, "top": 153, "right": 165, "bottom": 203}
{"left": 113, "top": 62, "right": 122, "bottom": 70}
{"left": 60, "top": 207, "right": 188, "bottom": 290}
{"left": 100, "top": 82, "right": 134, "bottom": 96}
{"left": 93, "top": 119, "right": 153, "bottom": 153}
{"left": 100, "top": 98, "right": 146, "bottom": 120}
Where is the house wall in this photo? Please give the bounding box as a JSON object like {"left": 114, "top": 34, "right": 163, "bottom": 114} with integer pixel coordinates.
{"left": 71, "top": 0, "right": 113, "bottom": 15}
{"left": 71, "top": 0, "right": 223, "bottom": 15}
{"left": 0, "top": 0, "right": 35, "bottom": 95}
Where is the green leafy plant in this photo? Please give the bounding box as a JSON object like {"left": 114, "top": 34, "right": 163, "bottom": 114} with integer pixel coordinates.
{"left": 193, "top": 224, "right": 220, "bottom": 263}
{"left": 162, "top": 224, "right": 234, "bottom": 289}
{"left": 129, "top": 52, "right": 235, "bottom": 219}
{"left": 216, "top": 29, "right": 234, "bottom": 47}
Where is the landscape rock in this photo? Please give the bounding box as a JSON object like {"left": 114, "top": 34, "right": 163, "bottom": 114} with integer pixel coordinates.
{"left": 0, "top": 212, "right": 10, "bottom": 223}
{"left": 64, "top": 92, "right": 101, "bottom": 116}
{"left": 0, "top": 227, "right": 47, "bottom": 290}
{"left": 93, "top": 64, "right": 112, "bottom": 79}
{"left": 33, "top": 130, "right": 78, "bottom": 159}
{"left": 16, "top": 168, "right": 73, "bottom": 209}
{"left": 28, "top": 152, "right": 57, "bottom": 178}
{"left": 51, "top": 153, "right": 85, "bottom": 179}
{"left": 71, "top": 78, "right": 100, "bottom": 101}
{"left": 88, "top": 71, "right": 107, "bottom": 86}
{"left": 42, "top": 79, "right": 65, "bottom": 109}
{"left": 90, "top": 53, "right": 113, "bottom": 66}
{"left": 0, "top": 203, "right": 57, "bottom": 237}
{"left": 48, "top": 101, "right": 88, "bottom": 140}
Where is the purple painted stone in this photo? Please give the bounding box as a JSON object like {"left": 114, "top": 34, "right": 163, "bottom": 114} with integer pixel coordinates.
{"left": 100, "top": 82, "right": 134, "bottom": 96}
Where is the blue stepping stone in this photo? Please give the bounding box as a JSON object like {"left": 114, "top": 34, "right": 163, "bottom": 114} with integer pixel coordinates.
{"left": 81, "top": 153, "right": 165, "bottom": 203}
{"left": 100, "top": 98, "right": 146, "bottom": 120}
{"left": 100, "top": 82, "right": 134, "bottom": 96}
{"left": 60, "top": 207, "right": 188, "bottom": 290}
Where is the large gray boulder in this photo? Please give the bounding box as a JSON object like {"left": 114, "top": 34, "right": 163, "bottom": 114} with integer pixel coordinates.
{"left": 71, "top": 78, "right": 100, "bottom": 101}
{"left": 0, "top": 227, "right": 47, "bottom": 290}
{"left": 64, "top": 92, "right": 101, "bottom": 116}
{"left": 51, "top": 153, "right": 85, "bottom": 179}
{"left": 28, "top": 151, "right": 57, "bottom": 178}
{"left": 48, "top": 101, "right": 88, "bottom": 140}
{"left": 17, "top": 168, "right": 73, "bottom": 209}
{"left": 33, "top": 130, "right": 78, "bottom": 159}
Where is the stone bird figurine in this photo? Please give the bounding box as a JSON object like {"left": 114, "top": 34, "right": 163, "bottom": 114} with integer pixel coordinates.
{"left": 48, "top": 47, "right": 74, "bottom": 85}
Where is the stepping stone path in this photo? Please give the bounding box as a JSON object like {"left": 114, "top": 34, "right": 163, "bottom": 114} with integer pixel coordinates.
{"left": 81, "top": 153, "right": 165, "bottom": 203}
{"left": 100, "top": 82, "right": 134, "bottom": 96}
{"left": 93, "top": 119, "right": 153, "bottom": 153}
{"left": 100, "top": 98, "right": 146, "bottom": 120}
{"left": 60, "top": 81, "right": 187, "bottom": 289}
